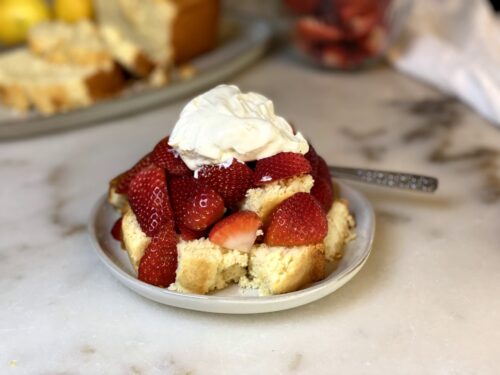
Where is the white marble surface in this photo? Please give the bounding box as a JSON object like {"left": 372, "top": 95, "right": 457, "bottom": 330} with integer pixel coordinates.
{"left": 1, "top": 49, "right": 500, "bottom": 374}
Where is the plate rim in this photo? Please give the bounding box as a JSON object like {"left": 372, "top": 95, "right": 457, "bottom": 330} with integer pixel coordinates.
{"left": 88, "top": 181, "right": 375, "bottom": 313}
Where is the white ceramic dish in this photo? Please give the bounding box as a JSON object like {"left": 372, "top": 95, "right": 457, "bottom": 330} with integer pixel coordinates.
{"left": 88, "top": 181, "right": 375, "bottom": 314}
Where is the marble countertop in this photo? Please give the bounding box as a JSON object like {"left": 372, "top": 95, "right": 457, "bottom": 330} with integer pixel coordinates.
{"left": 2, "top": 49, "right": 500, "bottom": 374}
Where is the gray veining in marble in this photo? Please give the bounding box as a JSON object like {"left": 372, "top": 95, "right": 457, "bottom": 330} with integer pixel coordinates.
{"left": 1, "top": 48, "right": 500, "bottom": 374}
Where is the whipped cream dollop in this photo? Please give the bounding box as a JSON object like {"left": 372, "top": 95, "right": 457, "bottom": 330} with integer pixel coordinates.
{"left": 168, "top": 85, "right": 309, "bottom": 170}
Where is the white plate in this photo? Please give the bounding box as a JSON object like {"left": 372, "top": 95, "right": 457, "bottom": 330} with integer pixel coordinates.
{"left": 88, "top": 182, "right": 375, "bottom": 314}
{"left": 0, "top": 15, "right": 273, "bottom": 139}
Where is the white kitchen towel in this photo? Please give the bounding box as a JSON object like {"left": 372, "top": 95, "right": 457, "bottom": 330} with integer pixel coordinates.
{"left": 390, "top": 0, "right": 500, "bottom": 126}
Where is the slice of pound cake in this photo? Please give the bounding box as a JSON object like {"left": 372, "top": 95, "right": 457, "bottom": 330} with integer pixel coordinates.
{"left": 0, "top": 49, "right": 124, "bottom": 114}
{"left": 107, "top": 85, "right": 356, "bottom": 296}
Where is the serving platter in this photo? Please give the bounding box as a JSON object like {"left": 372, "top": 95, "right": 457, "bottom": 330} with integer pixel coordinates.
{"left": 0, "top": 15, "right": 273, "bottom": 139}
{"left": 88, "top": 181, "right": 375, "bottom": 314}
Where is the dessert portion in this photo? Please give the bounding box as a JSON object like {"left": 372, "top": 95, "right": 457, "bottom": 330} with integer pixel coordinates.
{"left": 108, "top": 84, "right": 355, "bottom": 296}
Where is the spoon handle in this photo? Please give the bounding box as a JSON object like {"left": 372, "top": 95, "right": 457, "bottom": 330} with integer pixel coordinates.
{"left": 328, "top": 166, "right": 439, "bottom": 193}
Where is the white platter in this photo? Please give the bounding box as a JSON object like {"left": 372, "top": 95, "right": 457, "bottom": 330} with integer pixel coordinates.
{"left": 88, "top": 181, "right": 375, "bottom": 314}
{"left": 0, "top": 15, "right": 273, "bottom": 139}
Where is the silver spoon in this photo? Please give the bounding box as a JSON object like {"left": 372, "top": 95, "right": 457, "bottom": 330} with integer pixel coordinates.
{"left": 328, "top": 166, "right": 439, "bottom": 193}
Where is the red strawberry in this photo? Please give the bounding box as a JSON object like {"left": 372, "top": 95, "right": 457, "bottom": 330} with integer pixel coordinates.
{"left": 114, "top": 153, "right": 153, "bottom": 194}
{"left": 178, "top": 223, "right": 207, "bottom": 241}
{"left": 296, "top": 17, "right": 344, "bottom": 44}
{"left": 128, "top": 165, "right": 174, "bottom": 237}
{"left": 311, "top": 177, "right": 334, "bottom": 212}
{"left": 305, "top": 144, "right": 320, "bottom": 177}
{"left": 253, "top": 152, "right": 311, "bottom": 186}
{"left": 197, "top": 159, "right": 253, "bottom": 208}
{"left": 111, "top": 217, "right": 123, "bottom": 241}
{"left": 169, "top": 175, "right": 225, "bottom": 231}
{"left": 264, "top": 192, "right": 328, "bottom": 246}
{"left": 151, "top": 137, "right": 191, "bottom": 176}
{"left": 315, "top": 156, "right": 331, "bottom": 181}
{"left": 138, "top": 225, "right": 178, "bottom": 287}
{"left": 209, "top": 211, "right": 262, "bottom": 252}
{"left": 284, "top": 0, "right": 320, "bottom": 14}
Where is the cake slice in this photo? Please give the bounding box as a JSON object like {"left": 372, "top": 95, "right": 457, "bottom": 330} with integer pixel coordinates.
{"left": 171, "top": 239, "right": 248, "bottom": 294}
{"left": 94, "top": 0, "right": 219, "bottom": 78}
{"left": 241, "top": 175, "right": 314, "bottom": 221}
{"left": 121, "top": 205, "right": 151, "bottom": 271}
{"left": 324, "top": 199, "right": 356, "bottom": 261}
{"left": 240, "top": 243, "right": 325, "bottom": 296}
{"left": 28, "top": 21, "right": 113, "bottom": 67}
{"left": 0, "top": 49, "right": 124, "bottom": 115}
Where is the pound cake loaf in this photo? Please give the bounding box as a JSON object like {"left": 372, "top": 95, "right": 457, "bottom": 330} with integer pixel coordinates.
{"left": 95, "top": 0, "right": 219, "bottom": 78}
{"left": 0, "top": 49, "right": 124, "bottom": 115}
{"left": 107, "top": 85, "right": 356, "bottom": 296}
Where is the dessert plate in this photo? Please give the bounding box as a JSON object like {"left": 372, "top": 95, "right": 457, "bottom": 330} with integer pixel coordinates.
{"left": 88, "top": 182, "right": 375, "bottom": 314}
{"left": 0, "top": 14, "right": 273, "bottom": 139}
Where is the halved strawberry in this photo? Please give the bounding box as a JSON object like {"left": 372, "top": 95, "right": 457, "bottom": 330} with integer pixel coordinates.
{"left": 284, "top": 0, "right": 320, "bottom": 14}
{"left": 151, "top": 137, "right": 191, "bottom": 176}
{"left": 114, "top": 153, "right": 153, "bottom": 194}
{"left": 253, "top": 152, "right": 311, "bottom": 186}
{"left": 178, "top": 223, "right": 207, "bottom": 241}
{"left": 296, "top": 17, "right": 344, "bottom": 44}
{"left": 111, "top": 217, "right": 123, "bottom": 241}
{"left": 311, "top": 177, "right": 334, "bottom": 212}
{"left": 169, "top": 176, "right": 225, "bottom": 231}
{"left": 196, "top": 159, "right": 253, "bottom": 208}
{"left": 264, "top": 192, "right": 328, "bottom": 247}
{"left": 138, "top": 225, "right": 178, "bottom": 287}
{"left": 315, "top": 156, "right": 331, "bottom": 181}
{"left": 209, "top": 211, "right": 262, "bottom": 252}
{"left": 128, "top": 165, "right": 174, "bottom": 236}
{"left": 305, "top": 144, "right": 320, "bottom": 177}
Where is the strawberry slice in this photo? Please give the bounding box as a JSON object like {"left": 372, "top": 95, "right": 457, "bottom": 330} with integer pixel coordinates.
{"left": 209, "top": 211, "right": 262, "bottom": 252}
{"left": 253, "top": 152, "right": 312, "bottom": 186}
{"left": 305, "top": 144, "right": 320, "bottom": 177}
{"left": 111, "top": 217, "right": 123, "bottom": 241}
{"left": 114, "top": 153, "right": 153, "bottom": 194}
{"left": 169, "top": 175, "right": 225, "bottom": 231}
{"left": 264, "top": 192, "right": 328, "bottom": 247}
{"left": 315, "top": 156, "right": 331, "bottom": 181}
{"left": 128, "top": 165, "right": 174, "bottom": 237}
{"left": 284, "top": 0, "right": 320, "bottom": 14}
{"left": 311, "top": 177, "right": 334, "bottom": 212}
{"left": 151, "top": 137, "right": 191, "bottom": 176}
{"left": 197, "top": 159, "right": 253, "bottom": 208}
{"left": 138, "top": 225, "right": 178, "bottom": 287}
{"left": 296, "top": 17, "right": 344, "bottom": 44}
{"left": 178, "top": 223, "right": 207, "bottom": 241}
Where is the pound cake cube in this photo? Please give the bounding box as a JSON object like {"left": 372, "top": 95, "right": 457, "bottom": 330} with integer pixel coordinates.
{"left": 241, "top": 175, "right": 314, "bottom": 221}
{"left": 240, "top": 243, "right": 325, "bottom": 296}
{"left": 122, "top": 206, "right": 151, "bottom": 271}
{"left": 172, "top": 239, "right": 248, "bottom": 294}
{"left": 324, "top": 199, "right": 356, "bottom": 261}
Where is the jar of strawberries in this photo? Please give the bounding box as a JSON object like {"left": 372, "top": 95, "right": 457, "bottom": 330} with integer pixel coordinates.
{"left": 285, "top": 0, "right": 412, "bottom": 70}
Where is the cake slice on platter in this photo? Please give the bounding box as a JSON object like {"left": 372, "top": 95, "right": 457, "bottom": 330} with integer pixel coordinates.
{"left": 107, "top": 84, "right": 355, "bottom": 295}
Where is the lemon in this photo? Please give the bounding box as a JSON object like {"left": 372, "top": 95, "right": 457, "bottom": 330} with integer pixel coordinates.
{"left": 0, "top": 0, "right": 50, "bottom": 45}
{"left": 54, "top": 0, "right": 93, "bottom": 23}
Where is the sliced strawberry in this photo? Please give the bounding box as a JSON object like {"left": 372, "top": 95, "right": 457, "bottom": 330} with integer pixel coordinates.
{"left": 305, "top": 144, "right": 320, "bottom": 177}
{"left": 253, "top": 152, "right": 311, "bottom": 186}
{"left": 114, "top": 153, "right": 153, "bottom": 194}
{"left": 209, "top": 211, "right": 262, "bottom": 252}
{"left": 128, "top": 165, "right": 174, "bottom": 237}
{"left": 178, "top": 223, "right": 207, "bottom": 241}
{"left": 138, "top": 225, "right": 178, "bottom": 287}
{"left": 111, "top": 217, "right": 123, "bottom": 241}
{"left": 196, "top": 159, "right": 253, "bottom": 208}
{"left": 311, "top": 177, "right": 334, "bottom": 212}
{"left": 151, "top": 137, "right": 191, "bottom": 176}
{"left": 315, "top": 156, "right": 331, "bottom": 181}
{"left": 169, "top": 175, "right": 198, "bottom": 218}
{"left": 284, "top": 0, "right": 320, "bottom": 14}
{"left": 264, "top": 192, "right": 328, "bottom": 247}
{"left": 296, "top": 17, "right": 344, "bottom": 44}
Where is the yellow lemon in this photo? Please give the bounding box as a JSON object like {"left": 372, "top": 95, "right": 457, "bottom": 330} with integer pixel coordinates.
{"left": 0, "top": 0, "right": 50, "bottom": 45}
{"left": 54, "top": 0, "right": 93, "bottom": 23}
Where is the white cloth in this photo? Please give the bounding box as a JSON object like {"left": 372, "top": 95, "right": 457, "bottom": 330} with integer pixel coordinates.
{"left": 390, "top": 0, "right": 500, "bottom": 125}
